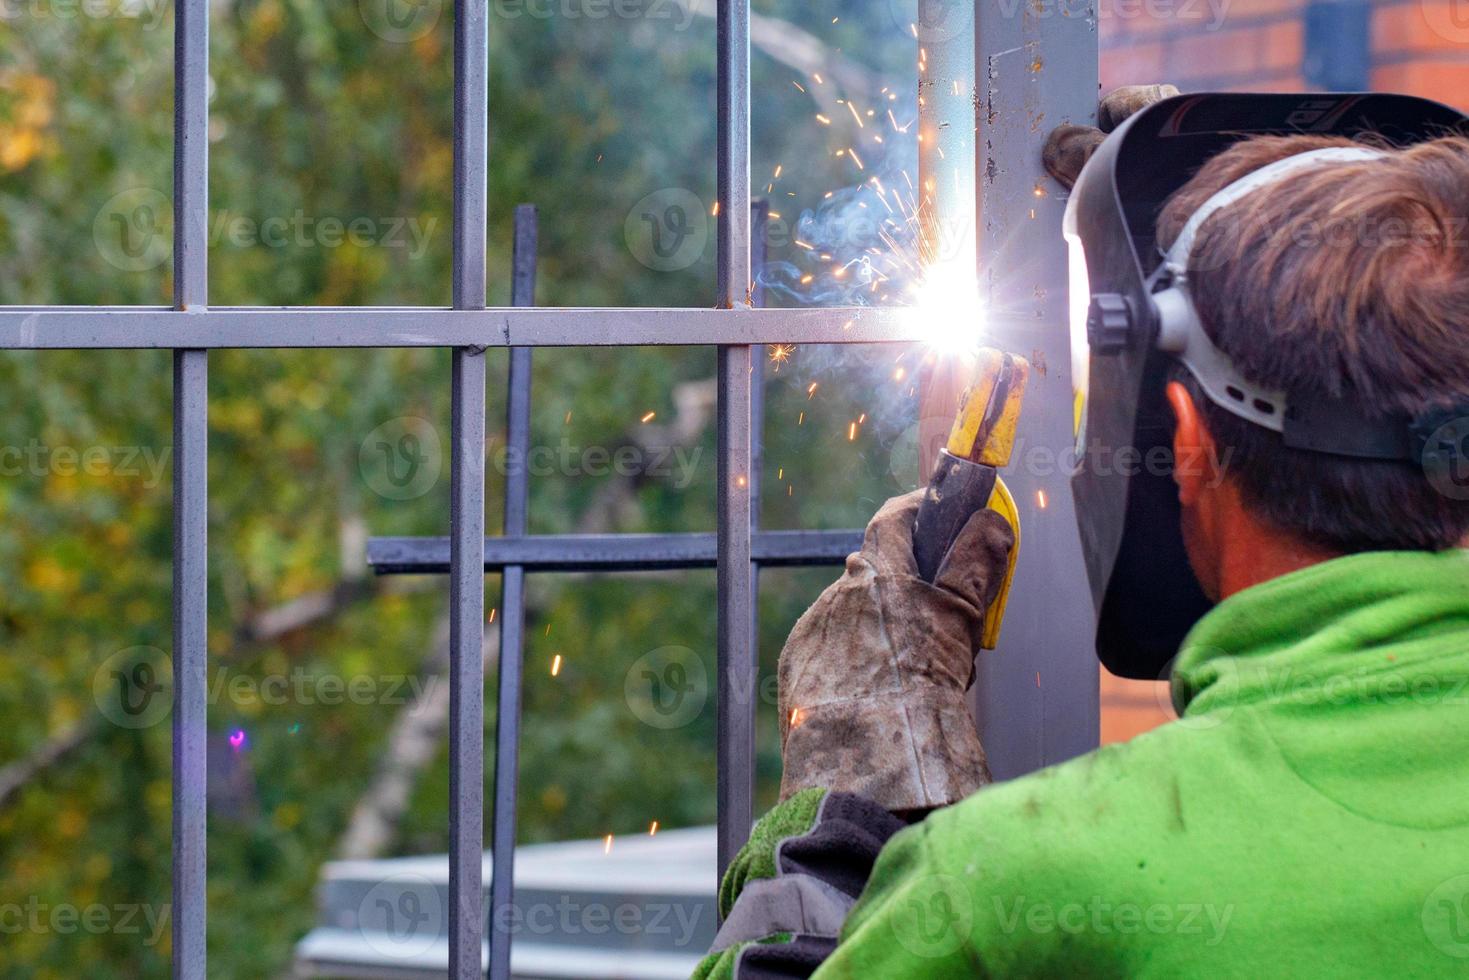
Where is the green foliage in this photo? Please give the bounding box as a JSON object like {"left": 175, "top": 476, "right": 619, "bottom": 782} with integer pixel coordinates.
{"left": 0, "top": 0, "right": 922, "bottom": 975}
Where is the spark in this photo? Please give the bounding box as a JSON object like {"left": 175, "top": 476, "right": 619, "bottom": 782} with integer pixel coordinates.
{"left": 777, "top": 467, "right": 784, "bottom": 480}
{"left": 545, "top": 623, "right": 552, "bottom": 636}
{"left": 711, "top": 201, "right": 720, "bottom": 216}
{"left": 789, "top": 708, "right": 803, "bottom": 728}
{"left": 768, "top": 344, "right": 795, "bottom": 367}
{"left": 812, "top": 72, "right": 824, "bottom": 84}
{"left": 846, "top": 102, "right": 865, "bottom": 128}
{"left": 894, "top": 366, "right": 906, "bottom": 381}
{"left": 792, "top": 80, "right": 805, "bottom": 92}
{"left": 807, "top": 382, "right": 818, "bottom": 398}
{"left": 564, "top": 410, "right": 572, "bottom": 424}
{"left": 858, "top": 413, "right": 867, "bottom": 424}
{"left": 640, "top": 410, "right": 656, "bottom": 423}
{"left": 649, "top": 821, "right": 659, "bottom": 836}
{"left": 551, "top": 654, "right": 562, "bottom": 676}
{"left": 815, "top": 114, "right": 831, "bottom": 125}
{"left": 788, "top": 484, "right": 793, "bottom": 496}
{"left": 848, "top": 421, "right": 857, "bottom": 441}
{"left": 768, "top": 211, "right": 781, "bottom": 220}
{"left": 488, "top": 608, "right": 497, "bottom": 623}
{"left": 798, "top": 411, "right": 805, "bottom": 425}
{"left": 737, "top": 474, "right": 748, "bottom": 488}
{"left": 1037, "top": 489, "right": 1049, "bottom": 510}
{"left": 800, "top": 274, "right": 814, "bottom": 285}
{"left": 848, "top": 147, "right": 865, "bottom": 170}
{"left": 773, "top": 164, "right": 782, "bottom": 179}
{"left": 604, "top": 834, "right": 614, "bottom": 854}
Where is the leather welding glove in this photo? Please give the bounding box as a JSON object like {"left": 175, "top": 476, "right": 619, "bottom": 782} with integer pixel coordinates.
{"left": 777, "top": 490, "right": 1014, "bottom": 814}
{"left": 1043, "top": 83, "right": 1180, "bottom": 190}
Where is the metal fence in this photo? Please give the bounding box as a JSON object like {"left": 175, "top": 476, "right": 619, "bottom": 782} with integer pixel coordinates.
{"left": 1, "top": 1, "right": 1099, "bottom": 977}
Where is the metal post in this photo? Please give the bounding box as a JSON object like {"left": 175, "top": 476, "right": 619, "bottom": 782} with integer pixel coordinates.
{"left": 715, "top": 0, "right": 754, "bottom": 881}
{"left": 748, "top": 200, "right": 768, "bottom": 657}
{"left": 450, "top": 0, "right": 489, "bottom": 972}
{"left": 171, "top": 0, "right": 208, "bottom": 970}
{"left": 488, "top": 205, "right": 536, "bottom": 980}
{"left": 915, "top": 0, "right": 981, "bottom": 478}
{"left": 970, "top": 0, "right": 1100, "bottom": 777}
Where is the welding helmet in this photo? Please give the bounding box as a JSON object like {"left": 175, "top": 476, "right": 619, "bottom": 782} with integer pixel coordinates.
{"left": 1064, "top": 92, "right": 1468, "bottom": 680}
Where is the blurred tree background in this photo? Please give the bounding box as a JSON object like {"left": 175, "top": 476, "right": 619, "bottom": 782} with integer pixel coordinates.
{"left": 0, "top": 0, "right": 929, "bottom": 974}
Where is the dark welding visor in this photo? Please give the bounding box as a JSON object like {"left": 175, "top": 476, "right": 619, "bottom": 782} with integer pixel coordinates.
{"left": 1063, "top": 92, "right": 1468, "bottom": 681}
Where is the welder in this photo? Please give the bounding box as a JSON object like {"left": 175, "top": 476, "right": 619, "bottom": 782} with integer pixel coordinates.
{"left": 695, "top": 87, "right": 1469, "bottom": 978}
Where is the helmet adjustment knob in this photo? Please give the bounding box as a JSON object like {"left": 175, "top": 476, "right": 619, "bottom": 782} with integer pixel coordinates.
{"left": 1086, "top": 293, "right": 1134, "bottom": 354}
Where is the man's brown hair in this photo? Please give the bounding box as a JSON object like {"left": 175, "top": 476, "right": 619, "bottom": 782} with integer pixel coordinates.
{"left": 1156, "top": 133, "right": 1469, "bottom": 552}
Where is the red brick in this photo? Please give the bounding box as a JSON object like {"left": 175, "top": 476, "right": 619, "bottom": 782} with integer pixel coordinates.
{"left": 1101, "top": 41, "right": 1171, "bottom": 87}
{"left": 1372, "top": 61, "right": 1469, "bottom": 110}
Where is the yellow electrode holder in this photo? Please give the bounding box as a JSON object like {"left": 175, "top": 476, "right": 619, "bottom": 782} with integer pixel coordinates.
{"left": 943, "top": 347, "right": 1027, "bottom": 650}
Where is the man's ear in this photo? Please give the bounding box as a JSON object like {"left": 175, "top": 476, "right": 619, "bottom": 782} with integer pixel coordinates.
{"left": 1165, "top": 380, "right": 1218, "bottom": 507}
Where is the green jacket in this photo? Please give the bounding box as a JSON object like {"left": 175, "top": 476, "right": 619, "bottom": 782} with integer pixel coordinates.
{"left": 699, "top": 550, "right": 1469, "bottom": 977}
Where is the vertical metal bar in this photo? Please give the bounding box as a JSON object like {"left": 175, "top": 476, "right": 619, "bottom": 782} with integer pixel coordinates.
{"left": 715, "top": 0, "right": 753, "bottom": 881}
{"left": 487, "top": 204, "right": 536, "bottom": 980}
{"left": 171, "top": 0, "right": 208, "bottom": 971}
{"left": 969, "top": 0, "right": 1100, "bottom": 777}
{"left": 450, "top": 0, "right": 489, "bottom": 973}
{"left": 915, "top": 4, "right": 981, "bottom": 479}
{"left": 748, "top": 201, "right": 768, "bottom": 651}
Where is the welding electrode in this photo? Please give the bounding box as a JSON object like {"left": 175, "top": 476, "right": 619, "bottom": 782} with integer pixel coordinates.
{"left": 912, "top": 347, "right": 1028, "bottom": 649}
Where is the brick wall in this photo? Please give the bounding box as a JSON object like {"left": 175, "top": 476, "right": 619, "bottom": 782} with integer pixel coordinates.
{"left": 1094, "top": 0, "right": 1467, "bottom": 743}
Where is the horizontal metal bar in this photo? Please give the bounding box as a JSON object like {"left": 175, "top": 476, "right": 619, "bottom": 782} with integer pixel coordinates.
{"left": 367, "top": 529, "right": 863, "bottom": 574}
{"left": 0, "top": 306, "right": 916, "bottom": 349}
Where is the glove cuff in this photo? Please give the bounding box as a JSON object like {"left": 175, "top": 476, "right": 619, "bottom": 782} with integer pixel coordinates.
{"left": 778, "top": 689, "right": 990, "bottom": 812}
